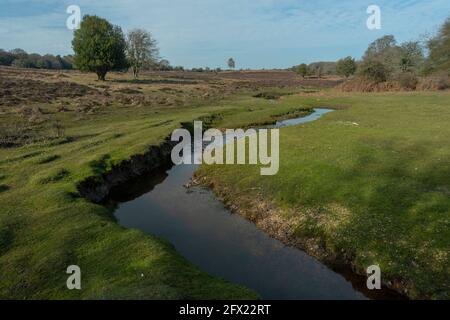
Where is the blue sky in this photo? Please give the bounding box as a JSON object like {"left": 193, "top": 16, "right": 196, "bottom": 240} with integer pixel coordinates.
{"left": 1, "top": 0, "right": 449, "bottom": 69}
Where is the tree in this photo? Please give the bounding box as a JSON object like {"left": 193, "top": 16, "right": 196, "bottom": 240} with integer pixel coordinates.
{"left": 295, "top": 63, "right": 308, "bottom": 78}
{"left": 358, "top": 59, "right": 389, "bottom": 83}
{"left": 336, "top": 57, "right": 357, "bottom": 78}
{"left": 228, "top": 58, "right": 235, "bottom": 70}
{"left": 126, "top": 29, "right": 159, "bottom": 79}
{"left": 72, "top": 15, "right": 128, "bottom": 80}
{"left": 399, "top": 41, "right": 424, "bottom": 73}
{"left": 10, "top": 48, "right": 28, "bottom": 60}
{"left": 363, "top": 35, "right": 397, "bottom": 59}
{"left": 0, "top": 49, "right": 15, "bottom": 66}
{"left": 363, "top": 35, "right": 401, "bottom": 76}
{"left": 313, "top": 64, "right": 323, "bottom": 78}
{"left": 308, "top": 61, "right": 337, "bottom": 75}
{"left": 426, "top": 17, "right": 450, "bottom": 74}
{"left": 157, "top": 59, "right": 172, "bottom": 71}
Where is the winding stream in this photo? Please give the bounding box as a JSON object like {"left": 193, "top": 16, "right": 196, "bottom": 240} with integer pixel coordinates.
{"left": 106, "top": 109, "right": 399, "bottom": 300}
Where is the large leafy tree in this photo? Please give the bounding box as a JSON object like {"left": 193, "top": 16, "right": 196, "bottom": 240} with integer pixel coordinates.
{"left": 336, "top": 56, "right": 357, "bottom": 78}
{"left": 126, "top": 29, "right": 159, "bottom": 79}
{"left": 427, "top": 17, "right": 450, "bottom": 74}
{"left": 72, "top": 15, "right": 128, "bottom": 80}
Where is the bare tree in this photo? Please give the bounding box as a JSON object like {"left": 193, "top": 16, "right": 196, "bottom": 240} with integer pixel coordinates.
{"left": 126, "top": 29, "right": 159, "bottom": 79}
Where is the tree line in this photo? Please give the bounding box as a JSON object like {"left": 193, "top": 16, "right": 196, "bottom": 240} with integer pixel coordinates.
{"left": 293, "top": 17, "right": 450, "bottom": 88}
{"left": 0, "top": 48, "right": 73, "bottom": 70}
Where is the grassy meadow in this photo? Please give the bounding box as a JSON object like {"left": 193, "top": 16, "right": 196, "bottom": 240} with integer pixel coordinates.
{"left": 0, "top": 66, "right": 449, "bottom": 299}
{"left": 196, "top": 92, "right": 450, "bottom": 299}
{"left": 0, "top": 67, "right": 329, "bottom": 299}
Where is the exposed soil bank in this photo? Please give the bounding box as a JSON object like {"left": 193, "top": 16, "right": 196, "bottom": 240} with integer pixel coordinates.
{"left": 77, "top": 138, "right": 176, "bottom": 203}
{"left": 76, "top": 108, "right": 313, "bottom": 203}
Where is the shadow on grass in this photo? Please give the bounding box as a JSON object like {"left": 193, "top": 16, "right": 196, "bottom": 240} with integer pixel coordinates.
{"left": 324, "top": 138, "right": 450, "bottom": 298}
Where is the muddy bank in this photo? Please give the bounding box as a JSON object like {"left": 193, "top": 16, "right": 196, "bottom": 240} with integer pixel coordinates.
{"left": 191, "top": 174, "right": 410, "bottom": 299}
{"left": 76, "top": 108, "right": 313, "bottom": 203}
{"left": 77, "top": 138, "right": 176, "bottom": 203}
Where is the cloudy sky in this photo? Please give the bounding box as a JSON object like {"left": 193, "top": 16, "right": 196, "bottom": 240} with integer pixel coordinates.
{"left": 1, "top": 0, "right": 449, "bottom": 68}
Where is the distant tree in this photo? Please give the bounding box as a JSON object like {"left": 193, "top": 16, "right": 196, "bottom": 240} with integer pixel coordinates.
{"left": 228, "top": 58, "right": 235, "bottom": 69}
{"left": 399, "top": 41, "right": 424, "bottom": 73}
{"left": 126, "top": 29, "right": 159, "bottom": 78}
{"left": 12, "top": 58, "right": 34, "bottom": 68}
{"left": 358, "top": 59, "right": 389, "bottom": 83}
{"left": 363, "top": 35, "right": 401, "bottom": 76}
{"left": 336, "top": 56, "right": 357, "bottom": 78}
{"left": 36, "top": 57, "right": 52, "bottom": 69}
{"left": 10, "top": 48, "right": 28, "bottom": 60}
{"left": 363, "top": 35, "right": 397, "bottom": 60}
{"left": 308, "top": 61, "right": 337, "bottom": 75}
{"left": 426, "top": 17, "right": 450, "bottom": 74}
{"left": 157, "top": 59, "right": 172, "bottom": 71}
{"left": 0, "top": 49, "right": 15, "bottom": 66}
{"left": 313, "top": 64, "right": 323, "bottom": 78}
{"left": 295, "top": 63, "right": 308, "bottom": 78}
{"left": 72, "top": 15, "right": 128, "bottom": 80}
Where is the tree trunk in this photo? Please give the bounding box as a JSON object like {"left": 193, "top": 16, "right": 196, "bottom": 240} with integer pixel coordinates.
{"left": 133, "top": 66, "right": 139, "bottom": 79}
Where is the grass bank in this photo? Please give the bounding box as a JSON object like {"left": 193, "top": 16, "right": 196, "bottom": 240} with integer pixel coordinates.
{"left": 196, "top": 91, "right": 450, "bottom": 299}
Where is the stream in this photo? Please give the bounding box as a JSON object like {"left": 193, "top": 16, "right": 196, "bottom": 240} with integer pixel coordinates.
{"left": 106, "top": 108, "right": 399, "bottom": 300}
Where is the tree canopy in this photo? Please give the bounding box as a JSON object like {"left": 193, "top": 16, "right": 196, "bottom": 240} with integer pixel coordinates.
{"left": 427, "top": 17, "right": 450, "bottom": 74}
{"left": 72, "top": 15, "right": 128, "bottom": 80}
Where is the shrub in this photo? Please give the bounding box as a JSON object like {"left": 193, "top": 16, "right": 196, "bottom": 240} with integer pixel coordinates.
{"left": 397, "top": 72, "right": 418, "bottom": 90}
{"left": 358, "top": 59, "right": 390, "bottom": 83}
{"left": 336, "top": 57, "right": 357, "bottom": 78}
{"left": 417, "top": 74, "right": 450, "bottom": 90}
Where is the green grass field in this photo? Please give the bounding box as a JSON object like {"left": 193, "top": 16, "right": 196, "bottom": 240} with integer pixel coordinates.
{"left": 1, "top": 66, "right": 449, "bottom": 299}
{"left": 197, "top": 91, "right": 450, "bottom": 299}
{"left": 0, "top": 75, "right": 321, "bottom": 299}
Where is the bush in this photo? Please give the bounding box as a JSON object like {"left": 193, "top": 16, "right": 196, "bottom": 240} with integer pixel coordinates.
{"left": 339, "top": 78, "right": 401, "bottom": 92}
{"left": 417, "top": 74, "right": 450, "bottom": 90}
{"left": 397, "top": 72, "right": 418, "bottom": 90}
{"left": 358, "top": 59, "right": 390, "bottom": 83}
{"left": 336, "top": 57, "right": 357, "bottom": 78}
